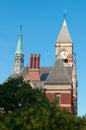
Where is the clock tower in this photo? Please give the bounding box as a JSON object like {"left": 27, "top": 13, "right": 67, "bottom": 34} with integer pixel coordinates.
{"left": 55, "top": 17, "right": 77, "bottom": 114}
{"left": 56, "top": 18, "right": 73, "bottom": 66}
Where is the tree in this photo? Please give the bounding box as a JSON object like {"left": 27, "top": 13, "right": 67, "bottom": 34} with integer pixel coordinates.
{"left": 0, "top": 77, "right": 86, "bottom": 130}
{"left": 0, "top": 77, "right": 49, "bottom": 114}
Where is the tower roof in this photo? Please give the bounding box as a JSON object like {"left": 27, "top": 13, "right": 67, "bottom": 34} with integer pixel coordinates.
{"left": 56, "top": 19, "right": 72, "bottom": 43}
{"left": 15, "top": 27, "right": 24, "bottom": 54}
{"left": 45, "top": 59, "right": 72, "bottom": 84}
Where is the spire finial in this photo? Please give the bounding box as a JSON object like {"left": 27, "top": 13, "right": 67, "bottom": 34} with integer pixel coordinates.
{"left": 63, "top": 10, "right": 67, "bottom": 26}
{"left": 64, "top": 10, "right": 67, "bottom": 20}
{"left": 20, "top": 25, "right": 22, "bottom": 34}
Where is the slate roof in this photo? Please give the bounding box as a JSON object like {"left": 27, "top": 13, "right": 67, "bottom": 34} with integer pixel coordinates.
{"left": 56, "top": 19, "right": 72, "bottom": 43}
{"left": 40, "top": 67, "right": 51, "bottom": 81}
{"left": 44, "top": 59, "right": 72, "bottom": 84}
{"left": 11, "top": 61, "right": 73, "bottom": 86}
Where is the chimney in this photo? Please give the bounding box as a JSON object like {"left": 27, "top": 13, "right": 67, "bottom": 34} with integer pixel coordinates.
{"left": 30, "top": 54, "right": 40, "bottom": 69}
{"left": 28, "top": 54, "right": 40, "bottom": 81}
{"left": 36, "top": 54, "right": 40, "bottom": 69}
{"left": 30, "top": 54, "right": 33, "bottom": 68}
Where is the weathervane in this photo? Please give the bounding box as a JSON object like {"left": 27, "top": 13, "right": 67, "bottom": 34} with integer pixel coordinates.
{"left": 64, "top": 10, "right": 67, "bottom": 19}
{"left": 20, "top": 25, "right": 22, "bottom": 34}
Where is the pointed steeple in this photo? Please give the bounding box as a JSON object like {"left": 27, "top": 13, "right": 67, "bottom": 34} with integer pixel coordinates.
{"left": 15, "top": 26, "right": 24, "bottom": 54}
{"left": 56, "top": 17, "right": 72, "bottom": 43}
{"left": 12, "top": 26, "right": 24, "bottom": 74}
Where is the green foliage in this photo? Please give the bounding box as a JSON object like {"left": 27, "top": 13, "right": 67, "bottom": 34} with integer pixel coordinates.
{"left": 0, "top": 77, "right": 86, "bottom": 130}
{"left": 0, "top": 77, "right": 48, "bottom": 113}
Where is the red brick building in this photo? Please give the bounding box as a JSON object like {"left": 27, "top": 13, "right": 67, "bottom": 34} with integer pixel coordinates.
{"left": 12, "top": 18, "right": 78, "bottom": 114}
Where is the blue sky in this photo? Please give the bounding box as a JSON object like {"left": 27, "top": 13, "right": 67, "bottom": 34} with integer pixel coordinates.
{"left": 0, "top": 0, "right": 86, "bottom": 116}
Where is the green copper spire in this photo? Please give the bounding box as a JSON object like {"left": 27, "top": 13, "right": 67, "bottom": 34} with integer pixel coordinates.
{"left": 15, "top": 26, "right": 24, "bottom": 54}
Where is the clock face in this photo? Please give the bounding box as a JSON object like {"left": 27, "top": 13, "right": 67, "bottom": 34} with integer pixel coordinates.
{"left": 60, "top": 50, "right": 68, "bottom": 59}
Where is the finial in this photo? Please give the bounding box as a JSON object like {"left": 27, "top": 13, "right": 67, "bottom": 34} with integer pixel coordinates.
{"left": 20, "top": 25, "right": 22, "bottom": 34}
{"left": 64, "top": 10, "right": 67, "bottom": 20}
{"left": 63, "top": 10, "right": 67, "bottom": 26}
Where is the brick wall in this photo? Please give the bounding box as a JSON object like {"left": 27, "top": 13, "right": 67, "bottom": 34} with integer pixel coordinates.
{"left": 61, "top": 93, "right": 71, "bottom": 104}
{"left": 46, "top": 93, "right": 56, "bottom": 102}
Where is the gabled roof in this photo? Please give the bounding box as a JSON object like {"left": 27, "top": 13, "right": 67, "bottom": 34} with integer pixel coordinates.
{"left": 45, "top": 59, "right": 72, "bottom": 84}
{"left": 56, "top": 19, "right": 72, "bottom": 43}
{"left": 11, "top": 62, "right": 73, "bottom": 86}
